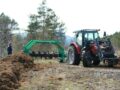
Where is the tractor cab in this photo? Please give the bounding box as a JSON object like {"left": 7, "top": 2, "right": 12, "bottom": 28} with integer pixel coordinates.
{"left": 67, "top": 29, "right": 119, "bottom": 67}
{"left": 75, "top": 29, "right": 100, "bottom": 47}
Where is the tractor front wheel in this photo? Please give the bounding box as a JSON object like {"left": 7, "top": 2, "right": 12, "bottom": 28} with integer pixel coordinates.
{"left": 83, "top": 51, "right": 92, "bottom": 67}
{"left": 67, "top": 46, "right": 80, "bottom": 65}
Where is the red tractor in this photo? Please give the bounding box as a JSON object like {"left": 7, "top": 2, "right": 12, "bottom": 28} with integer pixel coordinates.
{"left": 67, "top": 29, "right": 119, "bottom": 67}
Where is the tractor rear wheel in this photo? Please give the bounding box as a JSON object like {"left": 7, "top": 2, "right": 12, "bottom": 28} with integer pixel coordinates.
{"left": 83, "top": 51, "right": 92, "bottom": 67}
{"left": 67, "top": 46, "right": 80, "bottom": 65}
{"left": 108, "top": 60, "right": 113, "bottom": 67}
{"left": 93, "top": 57, "right": 100, "bottom": 66}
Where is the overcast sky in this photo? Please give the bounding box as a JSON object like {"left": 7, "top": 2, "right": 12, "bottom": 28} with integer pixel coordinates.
{"left": 0, "top": 0, "right": 120, "bottom": 36}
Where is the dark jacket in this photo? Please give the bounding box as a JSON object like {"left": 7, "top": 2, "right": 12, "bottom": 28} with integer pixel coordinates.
{"left": 7, "top": 46, "right": 12, "bottom": 55}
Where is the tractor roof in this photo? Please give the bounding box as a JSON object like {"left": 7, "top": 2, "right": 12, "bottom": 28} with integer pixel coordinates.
{"left": 73, "top": 29, "right": 100, "bottom": 33}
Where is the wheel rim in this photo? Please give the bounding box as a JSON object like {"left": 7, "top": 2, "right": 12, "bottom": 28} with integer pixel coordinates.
{"left": 68, "top": 49, "right": 75, "bottom": 64}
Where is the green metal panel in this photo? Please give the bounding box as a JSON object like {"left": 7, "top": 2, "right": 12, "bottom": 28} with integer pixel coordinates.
{"left": 23, "top": 40, "right": 65, "bottom": 62}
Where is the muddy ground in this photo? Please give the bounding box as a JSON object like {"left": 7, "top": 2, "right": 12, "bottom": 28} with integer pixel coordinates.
{"left": 18, "top": 60, "right": 120, "bottom": 90}
{"left": 1, "top": 53, "right": 120, "bottom": 90}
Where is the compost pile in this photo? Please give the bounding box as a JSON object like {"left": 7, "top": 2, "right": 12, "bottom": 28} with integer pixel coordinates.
{"left": 0, "top": 52, "right": 34, "bottom": 90}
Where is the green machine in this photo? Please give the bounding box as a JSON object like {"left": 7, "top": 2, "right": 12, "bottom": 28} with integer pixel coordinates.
{"left": 23, "top": 40, "right": 65, "bottom": 62}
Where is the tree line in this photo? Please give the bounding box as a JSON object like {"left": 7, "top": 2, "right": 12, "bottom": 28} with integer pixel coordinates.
{"left": 27, "top": 0, "right": 65, "bottom": 43}
{"left": 109, "top": 32, "right": 120, "bottom": 50}
{"left": 0, "top": 13, "right": 18, "bottom": 57}
{"left": 0, "top": 0, "right": 65, "bottom": 57}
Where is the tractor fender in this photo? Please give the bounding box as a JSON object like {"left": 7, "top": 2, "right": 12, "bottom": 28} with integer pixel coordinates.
{"left": 70, "top": 42, "right": 81, "bottom": 54}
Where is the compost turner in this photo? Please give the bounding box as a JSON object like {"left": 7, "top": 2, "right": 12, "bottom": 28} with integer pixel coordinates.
{"left": 23, "top": 40, "right": 66, "bottom": 62}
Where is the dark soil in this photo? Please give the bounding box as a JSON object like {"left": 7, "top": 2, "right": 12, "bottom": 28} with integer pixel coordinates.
{"left": 0, "top": 52, "right": 34, "bottom": 90}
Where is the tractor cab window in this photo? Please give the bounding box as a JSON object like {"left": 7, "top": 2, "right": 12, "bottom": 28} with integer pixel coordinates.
{"left": 84, "top": 32, "right": 99, "bottom": 41}
{"left": 76, "top": 33, "right": 82, "bottom": 46}
{"left": 94, "top": 32, "right": 99, "bottom": 39}
{"left": 85, "top": 33, "right": 94, "bottom": 41}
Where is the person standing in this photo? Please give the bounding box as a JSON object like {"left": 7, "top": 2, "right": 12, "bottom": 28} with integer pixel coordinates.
{"left": 7, "top": 43, "right": 12, "bottom": 55}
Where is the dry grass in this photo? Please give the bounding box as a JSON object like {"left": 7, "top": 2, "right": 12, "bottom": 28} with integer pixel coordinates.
{"left": 18, "top": 59, "right": 120, "bottom": 90}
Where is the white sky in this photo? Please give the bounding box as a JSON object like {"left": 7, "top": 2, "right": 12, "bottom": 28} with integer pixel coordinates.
{"left": 0, "top": 0, "right": 120, "bottom": 36}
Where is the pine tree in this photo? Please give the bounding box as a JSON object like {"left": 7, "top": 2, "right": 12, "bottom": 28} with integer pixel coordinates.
{"left": 27, "top": 0, "right": 65, "bottom": 43}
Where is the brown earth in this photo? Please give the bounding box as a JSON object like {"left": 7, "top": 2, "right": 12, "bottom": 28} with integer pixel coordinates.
{"left": 1, "top": 54, "right": 120, "bottom": 90}
{"left": 19, "top": 60, "right": 120, "bottom": 90}
{"left": 0, "top": 52, "right": 34, "bottom": 90}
